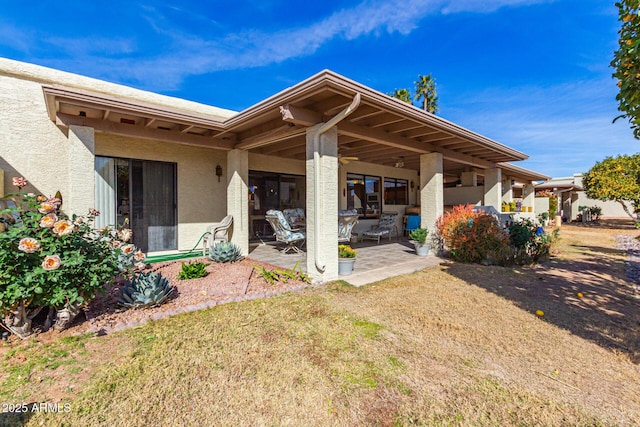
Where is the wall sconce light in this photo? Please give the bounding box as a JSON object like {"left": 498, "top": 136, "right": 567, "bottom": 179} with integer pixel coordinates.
{"left": 215, "top": 164, "right": 223, "bottom": 182}
{"left": 410, "top": 181, "right": 415, "bottom": 189}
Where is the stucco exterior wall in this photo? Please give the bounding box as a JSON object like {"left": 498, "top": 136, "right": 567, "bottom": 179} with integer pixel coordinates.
{"left": 444, "top": 186, "right": 484, "bottom": 206}
{"left": 570, "top": 191, "right": 633, "bottom": 219}
{"left": 97, "top": 134, "right": 229, "bottom": 251}
{"left": 0, "top": 71, "right": 71, "bottom": 198}
{"left": 534, "top": 197, "right": 550, "bottom": 216}
{"left": 249, "top": 153, "right": 306, "bottom": 176}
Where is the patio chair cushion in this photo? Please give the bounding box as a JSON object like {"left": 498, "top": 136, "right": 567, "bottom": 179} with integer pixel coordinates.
{"left": 283, "top": 208, "right": 305, "bottom": 227}
{"left": 362, "top": 229, "right": 389, "bottom": 237}
{"left": 265, "top": 209, "right": 306, "bottom": 253}
{"left": 362, "top": 212, "right": 399, "bottom": 242}
{"left": 338, "top": 209, "right": 359, "bottom": 242}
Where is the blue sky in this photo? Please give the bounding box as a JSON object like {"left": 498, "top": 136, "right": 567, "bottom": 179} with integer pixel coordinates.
{"left": 0, "top": 0, "right": 636, "bottom": 177}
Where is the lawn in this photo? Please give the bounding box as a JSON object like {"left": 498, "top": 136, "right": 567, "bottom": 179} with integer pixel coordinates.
{"left": 1, "top": 222, "right": 639, "bottom": 426}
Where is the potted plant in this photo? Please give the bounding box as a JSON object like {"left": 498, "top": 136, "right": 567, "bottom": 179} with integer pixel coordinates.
{"left": 409, "top": 228, "right": 430, "bottom": 256}
{"left": 338, "top": 244, "right": 357, "bottom": 275}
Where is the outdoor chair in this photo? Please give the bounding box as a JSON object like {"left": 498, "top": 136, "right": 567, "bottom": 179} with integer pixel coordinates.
{"left": 283, "top": 208, "right": 305, "bottom": 229}
{"left": 338, "top": 209, "right": 359, "bottom": 243}
{"left": 265, "top": 209, "right": 306, "bottom": 254}
{"left": 404, "top": 214, "right": 421, "bottom": 236}
{"left": 202, "top": 215, "right": 233, "bottom": 255}
{"left": 361, "top": 211, "right": 399, "bottom": 244}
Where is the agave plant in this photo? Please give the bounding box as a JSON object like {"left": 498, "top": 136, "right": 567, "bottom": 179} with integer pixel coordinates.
{"left": 209, "top": 241, "right": 243, "bottom": 263}
{"left": 117, "top": 271, "right": 174, "bottom": 309}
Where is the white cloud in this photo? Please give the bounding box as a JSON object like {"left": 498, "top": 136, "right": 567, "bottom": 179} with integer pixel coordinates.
{"left": 8, "top": 0, "right": 551, "bottom": 89}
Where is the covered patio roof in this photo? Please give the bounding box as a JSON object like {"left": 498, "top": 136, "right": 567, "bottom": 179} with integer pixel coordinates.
{"left": 43, "top": 70, "right": 530, "bottom": 175}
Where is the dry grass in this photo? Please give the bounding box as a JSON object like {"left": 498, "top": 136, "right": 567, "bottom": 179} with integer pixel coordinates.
{"left": 1, "top": 221, "right": 639, "bottom": 426}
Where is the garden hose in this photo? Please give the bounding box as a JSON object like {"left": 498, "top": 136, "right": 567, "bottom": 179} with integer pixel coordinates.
{"left": 144, "top": 231, "right": 210, "bottom": 264}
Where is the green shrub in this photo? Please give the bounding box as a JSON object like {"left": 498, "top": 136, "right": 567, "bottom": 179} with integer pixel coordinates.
{"left": 177, "top": 261, "right": 209, "bottom": 280}
{"left": 537, "top": 211, "right": 549, "bottom": 224}
{"left": 0, "top": 177, "right": 143, "bottom": 337}
{"left": 507, "top": 219, "right": 556, "bottom": 264}
{"left": 436, "top": 205, "right": 510, "bottom": 264}
{"left": 409, "top": 228, "right": 428, "bottom": 244}
{"left": 436, "top": 206, "right": 558, "bottom": 266}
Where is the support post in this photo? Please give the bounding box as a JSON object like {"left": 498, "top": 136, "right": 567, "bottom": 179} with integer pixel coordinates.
{"left": 227, "top": 149, "right": 249, "bottom": 255}
{"left": 306, "top": 124, "right": 339, "bottom": 282}
{"left": 483, "top": 167, "right": 502, "bottom": 211}
{"left": 420, "top": 152, "right": 443, "bottom": 235}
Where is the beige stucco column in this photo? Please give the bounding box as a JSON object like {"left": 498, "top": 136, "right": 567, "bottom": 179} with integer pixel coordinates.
{"left": 67, "top": 125, "right": 95, "bottom": 216}
{"left": 226, "top": 149, "right": 249, "bottom": 255}
{"left": 0, "top": 167, "right": 4, "bottom": 197}
{"left": 484, "top": 167, "right": 502, "bottom": 211}
{"left": 460, "top": 171, "right": 477, "bottom": 187}
{"left": 502, "top": 176, "right": 513, "bottom": 203}
{"left": 523, "top": 183, "right": 535, "bottom": 211}
{"left": 306, "top": 124, "right": 339, "bottom": 282}
{"left": 420, "top": 152, "right": 443, "bottom": 235}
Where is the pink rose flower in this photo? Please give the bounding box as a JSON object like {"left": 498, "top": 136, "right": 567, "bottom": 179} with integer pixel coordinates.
{"left": 12, "top": 177, "right": 28, "bottom": 189}
{"left": 53, "top": 220, "right": 74, "bottom": 236}
{"left": 18, "top": 238, "right": 40, "bottom": 253}
{"left": 134, "top": 250, "right": 145, "bottom": 262}
{"left": 42, "top": 255, "right": 61, "bottom": 271}
{"left": 38, "top": 202, "right": 56, "bottom": 214}
{"left": 118, "top": 228, "right": 132, "bottom": 242}
{"left": 39, "top": 213, "right": 57, "bottom": 228}
{"left": 121, "top": 244, "right": 135, "bottom": 254}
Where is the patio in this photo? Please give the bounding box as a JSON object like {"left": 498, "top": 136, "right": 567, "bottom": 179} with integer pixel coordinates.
{"left": 249, "top": 236, "right": 443, "bottom": 286}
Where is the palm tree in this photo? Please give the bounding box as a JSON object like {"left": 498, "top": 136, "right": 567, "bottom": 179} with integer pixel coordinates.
{"left": 414, "top": 74, "right": 439, "bottom": 114}
{"left": 388, "top": 88, "right": 412, "bottom": 104}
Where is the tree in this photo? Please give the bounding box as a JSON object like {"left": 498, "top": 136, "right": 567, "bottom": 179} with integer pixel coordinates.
{"left": 388, "top": 88, "right": 412, "bottom": 104}
{"left": 612, "top": 1, "right": 640, "bottom": 139}
{"left": 582, "top": 153, "right": 640, "bottom": 219}
{"left": 414, "top": 74, "right": 439, "bottom": 113}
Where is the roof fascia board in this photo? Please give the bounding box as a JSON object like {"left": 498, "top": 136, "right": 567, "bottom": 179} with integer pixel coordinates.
{"left": 226, "top": 70, "right": 528, "bottom": 162}
{"left": 43, "top": 85, "right": 226, "bottom": 131}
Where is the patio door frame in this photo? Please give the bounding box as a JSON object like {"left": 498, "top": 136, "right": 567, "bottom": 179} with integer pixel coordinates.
{"left": 95, "top": 156, "right": 177, "bottom": 253}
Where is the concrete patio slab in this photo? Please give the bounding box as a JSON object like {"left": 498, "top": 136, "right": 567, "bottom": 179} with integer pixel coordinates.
{"left": 248, "top": 238, "right": 444, "bottom": 287}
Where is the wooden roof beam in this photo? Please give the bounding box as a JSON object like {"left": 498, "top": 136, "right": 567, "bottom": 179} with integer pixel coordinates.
{"left": 338, "top": 121, "right": 493, "bottom": 169}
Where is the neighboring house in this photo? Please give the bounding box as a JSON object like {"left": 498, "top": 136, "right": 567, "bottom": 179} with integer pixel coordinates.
{"left": 0, "top": 58, "right": 547, "bottom": 282}
{"left": 535, "top": 174, "right": 634, "bottom": 221}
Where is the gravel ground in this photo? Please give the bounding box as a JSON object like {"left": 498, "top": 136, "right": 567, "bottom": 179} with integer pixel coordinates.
{"left": 614, "top": 234, "right": 640, "bottom": 297}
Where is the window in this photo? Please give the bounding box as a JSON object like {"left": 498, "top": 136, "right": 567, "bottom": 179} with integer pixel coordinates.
{"left": 346, "top": 173, "right": 381, "bottom": 218}
{"left": 384, "top": 178, "right": 408, "bottom": 205}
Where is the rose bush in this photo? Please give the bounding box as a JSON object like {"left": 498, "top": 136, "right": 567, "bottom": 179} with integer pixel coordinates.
{"left": 0, "top": 178, "right": 143, "bottom": 337}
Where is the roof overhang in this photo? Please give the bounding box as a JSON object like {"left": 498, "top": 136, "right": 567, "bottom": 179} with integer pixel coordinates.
{"left": 42, "top": 69, "right": 532, "bottom": 172}
{"left": 497, "top": 162, "right": 550, "bottom": 183}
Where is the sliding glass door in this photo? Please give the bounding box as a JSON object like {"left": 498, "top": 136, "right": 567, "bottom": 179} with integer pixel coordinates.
{"left": 95, "top": 156, "right": 177, "bottom": 253}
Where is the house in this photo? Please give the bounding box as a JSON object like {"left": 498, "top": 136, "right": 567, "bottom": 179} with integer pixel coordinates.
{"left": 535, "top": 174, "right": 634, "bottom": 221}
{"left": 0, "top": 58, "right": 548, "bottom": 282}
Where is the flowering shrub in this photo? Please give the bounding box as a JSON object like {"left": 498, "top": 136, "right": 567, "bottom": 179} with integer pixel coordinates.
{"left": 338, "top": 244, "right": 357, "bottom": 258}
{"left": 507, "top": 219, "right": 558, "bottom": 265}
{"left": 436, "top": 205, "right": 510, "bottom": 264}
{"left": 0, "top": 178, "right": 143, "bottom": 337}
{"left": 436, "top": 205, "right": 558, "bottom": 266}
